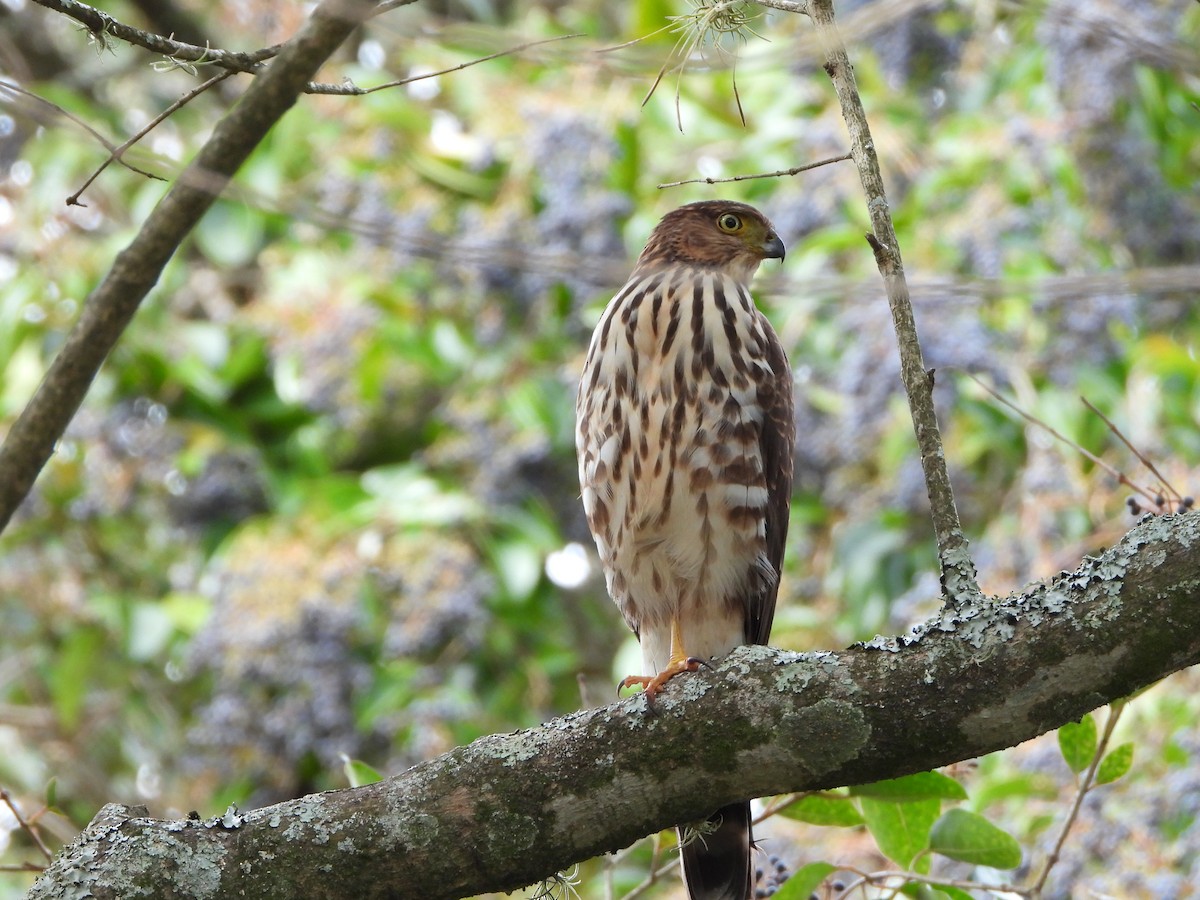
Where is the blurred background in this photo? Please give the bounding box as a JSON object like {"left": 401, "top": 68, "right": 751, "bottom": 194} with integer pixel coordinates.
{"left": 0, "top": 0, "right": 1198, "bottom": 896}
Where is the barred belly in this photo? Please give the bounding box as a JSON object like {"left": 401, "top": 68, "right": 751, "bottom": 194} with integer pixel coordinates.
{"left": 577, "top": 266, "right": 779, "bottom": 676}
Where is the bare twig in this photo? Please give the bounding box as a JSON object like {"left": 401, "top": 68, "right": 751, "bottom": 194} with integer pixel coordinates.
{"left": 617, "top": 854, "right": 678, "bottom": 900}
{"left": 657, "top": 151, "right": 850, "bottom": 187}
{"left": 0, "top": 0, "right": 379, "bottom": 532}
{"left": 1079, "top": 396, "right": 1185, "bottom": 506}
{"left": 67, "top": 70, "right": 237, "bottom": 206}
{"left": 958, "top": 370, "right": 1175, "bottom": 513}
{"left": 838, "top": 864, "right": 1025, "bottom": 897}
{"left": 0, "top": 82, "right": 164, "bottom": 182}
{"left": 29, "top": 0, "right": 282, "bottom": 73}
{"left": 314, "top": 33, "right": 582, "bottom": 95}
{"left": 808, "top": 0, "right": 980, "bottom": 604}
{"left": 1, "top": 789, "right": 53, "bottom": 862}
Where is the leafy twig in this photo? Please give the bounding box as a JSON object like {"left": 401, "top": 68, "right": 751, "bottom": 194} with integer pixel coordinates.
{"left": 657, "top": 151, "right": 850, "bottom": 187}
{"left": 1031, "top": 704, "right": 1125, "bottom": 896}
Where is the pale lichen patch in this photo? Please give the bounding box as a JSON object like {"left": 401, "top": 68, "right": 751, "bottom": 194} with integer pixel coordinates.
{"left": 484, "top": 730, "right": 542, "bottom": 766}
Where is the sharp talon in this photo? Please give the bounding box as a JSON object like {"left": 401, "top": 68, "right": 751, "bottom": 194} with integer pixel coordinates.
{"left": 618, "top": 675, "right": 651, "bottom": 697}
{"left": 687, "top": 656, "right": 714, "bottom": 671}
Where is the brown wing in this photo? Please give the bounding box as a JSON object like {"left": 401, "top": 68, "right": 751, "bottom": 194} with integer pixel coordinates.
{"left": 744, "top": 313, "right": 794, "bottom": 646}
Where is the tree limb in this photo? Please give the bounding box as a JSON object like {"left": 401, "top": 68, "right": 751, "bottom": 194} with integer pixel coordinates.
{"left": 27, "top": 514, "right": 1200, "bottom": 899}
{"left": 0, "top": 0, "right": 377, "bottom": 533}
{"left": 808, "top": 0, "right": 981, "bottom": 605}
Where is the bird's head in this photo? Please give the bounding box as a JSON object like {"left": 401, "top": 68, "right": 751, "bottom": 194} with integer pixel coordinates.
{"left": 633, "top": 200, "right": 785, "bottom": 283}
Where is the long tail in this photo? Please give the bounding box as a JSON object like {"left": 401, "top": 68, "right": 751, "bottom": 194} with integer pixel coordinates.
{"left": 679, "top": 801, "right": 753, "bottom": 900}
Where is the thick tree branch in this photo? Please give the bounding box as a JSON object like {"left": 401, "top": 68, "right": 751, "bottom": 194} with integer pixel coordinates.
{"left": 0, "top": 0, "right": 376, "bottom": 533}
{"left": 28, "top": 514, "right": 1200, "bottom": 900}
{"left": 809, "top": 0, "right": 981, "bottom": 605}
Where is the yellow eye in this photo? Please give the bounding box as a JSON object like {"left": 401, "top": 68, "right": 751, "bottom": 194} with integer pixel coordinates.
{"left": 716, "top": 213, "right": 742, "bottom": 233}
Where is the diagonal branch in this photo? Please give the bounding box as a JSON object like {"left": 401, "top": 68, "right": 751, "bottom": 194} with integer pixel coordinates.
{"left": 67, "top": 70, "right": 238, "bottom": 206}
{"left": 26, "top": 513, "right": 1200, "bottom": 900}
{"left": 0, "top": 82, "right": 165, "bottom": 182}
{"left": 808, "top": 0, "right": 981, "bottom": 605}
{"left": 0, "top": 0, "right": 378, "bottom": 533}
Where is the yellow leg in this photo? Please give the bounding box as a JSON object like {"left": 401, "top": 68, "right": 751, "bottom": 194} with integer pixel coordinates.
{"left": 619, "top": 618, "right": 710, "bottom": 700}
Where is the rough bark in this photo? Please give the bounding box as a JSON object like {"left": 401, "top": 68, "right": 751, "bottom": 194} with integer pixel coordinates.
{"left": 28, "top": 513, "right": 1200, "bottom": 900}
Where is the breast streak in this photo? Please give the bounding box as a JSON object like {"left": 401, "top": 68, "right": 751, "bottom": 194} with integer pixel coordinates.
{"left": 620, "top": 271, "right": 770, "bottom": 656}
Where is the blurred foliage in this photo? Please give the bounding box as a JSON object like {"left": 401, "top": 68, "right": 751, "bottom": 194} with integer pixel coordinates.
{"left": 0, "top": 0, "right": 1199, "bottom": 897}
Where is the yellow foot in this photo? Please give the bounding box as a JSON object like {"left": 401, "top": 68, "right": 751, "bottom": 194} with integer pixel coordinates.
{"left": 618, "top": 656, "right": 713, "bottom": 701}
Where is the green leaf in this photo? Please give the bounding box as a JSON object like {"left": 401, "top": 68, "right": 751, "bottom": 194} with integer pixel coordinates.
{"left": 769, "top": 861, "right": 837, "bottom": 900}
{"left": 778, "top": 793, "right": 865, "bottom": 827}
{"left": 1058, "top": 715, "right": 1098, "bottom": 773}
{"left": 341, "top": 755, "right": 384, "bottom": 788}
{"left": 860, "top": 797, "right": 940, "bottom": 868}
{"left": 852, "top": 771, "right": 968, "bottom": 802}
{"left": 48, "top": 627, "right": 106, "bottom": 731}
{"left": 45, "top": 778, "right": 57, "bottom": 810}
{"left": 929, "top": 809, "right": 1022, "bottom": 869}
{"left": 1095, "top": 742, "right": 1134, "bottom": 785}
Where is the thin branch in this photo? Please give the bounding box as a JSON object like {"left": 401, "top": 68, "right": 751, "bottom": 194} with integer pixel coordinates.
{"left": 29, "top": 0, "right": 282, "bottom": 73}
{"left": 0, "top": 789, "right": 53, "bottom": 862}
{"left": 840, "top": 866, "right": 1025, "bottom": 896}
{"left": 310, "top": 33, "right": 583, "bottom": 96}
{"left": 617, "top": 848, "right": 679, "bottom": 900}
{"left": 67, "top": 69, "right": 237, "bottom": 206}
{"left": 957, "top": 370, "right": 1168, "bottom": 513}
{"left": 1079, "top": 396, "right": 1185, "bottom": 505}
{"left": 0, "top": 0, "right": 378, "bottom": 533}
{"left": 0, "top": 82, "right": 164, "bottom": 182}
{"left": 1032, "top": 704, "right": 1125, "bottom": 895}
{"left": 657, "top": 151, "right": 850, "bottom": 187}
{"left": 30, "top": 0, "right": 420, "bottom": 91}
{"left": 808, "top": 0, "right": 981, "bottom": 605}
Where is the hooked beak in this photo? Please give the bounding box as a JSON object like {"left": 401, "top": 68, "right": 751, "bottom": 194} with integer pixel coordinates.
{"left": 762, "top": 232, "right": 785, "bottom": 262}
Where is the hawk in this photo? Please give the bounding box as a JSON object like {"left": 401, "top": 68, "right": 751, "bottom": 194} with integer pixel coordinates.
{"left": 576, "top": 200, "right": 795, "bottom": 900}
